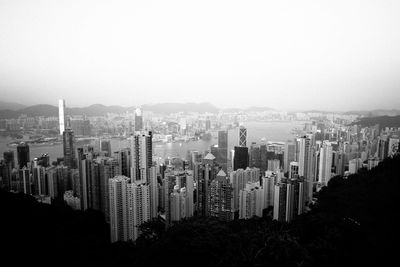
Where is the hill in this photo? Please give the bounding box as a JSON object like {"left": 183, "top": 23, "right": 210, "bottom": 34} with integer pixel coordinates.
{"left": 351, "top": 115, "right": 400, "bottom": 128}
{"left": 0, "top": 102, "right": 220, "bottom": 119}
{"left": 0, "top": 100, "right": 27, "bottom": 110}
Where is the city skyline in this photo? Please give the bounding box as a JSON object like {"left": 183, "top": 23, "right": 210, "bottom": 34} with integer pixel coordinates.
{"left": 1, "top": 0, "right": 400, "bottom": 111}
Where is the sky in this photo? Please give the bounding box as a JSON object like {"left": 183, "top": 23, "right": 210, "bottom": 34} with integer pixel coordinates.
{"left": 0, "top": 0, "right": 399, "bottom": 111}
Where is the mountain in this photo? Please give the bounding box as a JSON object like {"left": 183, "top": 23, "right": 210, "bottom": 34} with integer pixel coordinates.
{"left": 0, "top": 101, "right": 27, "bottom": 111}
{"left": 0, "top": 102, "right": 219, "bottom": 119}
{"left": 344, "top": 109, "right": 400, "bottom": 116}
{"left": 244, "top": 106, "right": 274, "bottom": 112}
{"left": 141, "top": 102, "right": 219, "bottom": 114}
{"left": 351, "top": 115, "right": 400, "bottom": 129}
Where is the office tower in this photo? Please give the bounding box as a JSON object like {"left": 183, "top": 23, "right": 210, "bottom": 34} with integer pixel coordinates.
{"left": 318, "top": 141, "right": 333, "bottom": 187}
{"left": 134, "top": 108, "right": 143, "bottom": 131}
{"left": 267, "top": 159, "right": 280, "bottom": 172}
{"left": 284, "top": 141, "right": 296, "bottom": 173}
{"left": 233, "top": 146, "right": 249, "bottom": 171}
{"left": 127, "top": 181, "right": 151, "bottom": 241}
{"left": 63, "top": 129, "right": 76, "bottom": 168}
{"left": 169, "top": 173, "right": 194, "bottom": 223}
{"left": 2, "top": 151, "right": 15, "bottom": 189}
{"left": 109, "top": 176, "right": 130, "bottom": 243}
{"left": 97, "top": 157, "right": 121, "bottom": 221}
{"left": 100, "top": 140, "right": 112, "bottom": 157}
{"left": 131, "top": 131, "right": 152, "bottom": 183}
{"left": 117, "top": 148, "right": 131, "bottom": 177}
{"left": 218, "top": 130, "right": 228, "bottom": 149}
{"left": 164, "top": 171, "right": 177, "bottom": 224}
{"left": 211, "top": 145, "right": 228, "bottom": 172}
{"left": 18, "top": 167, "right": 30, "bottom": 194}
{"left": 262, "top": 174, "right": 275, "bottom": 208}
{"left": 17, "top": 142, "right": 30, "bottom": 169}
{"left": 260, "top": 143, "right": 268, "bottom": 174}
{"left": 3, "top": 150, "right": 15, "bottom": 169}
{"left": 297, "top": 136, "right": 311, "bottom": 178}
{"left": 348, "top": 158, "right": 363, "bottom": 174}
{"left": 208, "top": 170, "right": 234, "bottom": 221}
{"left": 149, "top": 166, "right": 159, "bottom": 219}
{"left": 195, "top": 158, "right": 218, "bottom": 217}
{"left": 230, "top": 167, "right": 260, "bottom": 211}
{"left": 273, "top": 178, "right": 304, "bottom": 223}
{"left": 239, "top": 181, "right": 264, "bottom": 219}
{"left": 239, "top": 126, "right": 247, "bottom": 147}
{"left": 32, "top": 166, "right": 46, "bottom": 195}
{"left": 249, "top": 143, "right": 261, "bottom": 168}
{"left": 289, "top": 162, "right": 299, "bottom": 179}
{"left": 59, "top": 99, "right": 66, "bottom": 135}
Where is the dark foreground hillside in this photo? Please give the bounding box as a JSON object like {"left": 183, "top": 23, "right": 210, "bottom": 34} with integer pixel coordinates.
{"left": 1, "top": 156, "right": 399, "bottom": 266}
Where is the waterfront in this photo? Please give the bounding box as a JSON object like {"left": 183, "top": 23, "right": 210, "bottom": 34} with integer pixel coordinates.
{"left": 0, "top": 121, "right": 307, "bottom": 162}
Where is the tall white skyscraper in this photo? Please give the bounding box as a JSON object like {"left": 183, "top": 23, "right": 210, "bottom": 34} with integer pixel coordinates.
{"left": 131, "top": 131, "right": 152, "bottom": 183}
{"left": 109, "top": 176, "right": 130, "bottom": 243}
{"left": 58, "top": 99, "right": 66, "bottom": 135}
{"left": 127, "top": 182, "right": 151, "bottom": 242}
{"left": 318, "top": 141, "right": 333, "bottom": 187}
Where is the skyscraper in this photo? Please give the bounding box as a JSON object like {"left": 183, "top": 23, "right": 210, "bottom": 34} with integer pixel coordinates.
{"left": 63, "top": 129, "right": 76, "bottom": 168}
{"left": 59, "top": 99, "right": 66, "bottom": 135}
{"left": 127, "top": 181, "right": 151, "bottom": 241}
{"left": 134, "top": 108, "right": 143, "bottom": 131}
{"left": 318, "top": 141, "right": 333, "bottom": 187}
{"left": 109, "top": 176, "right": 130, "bottom": 243}
{"left": 131, "top": 131, "right": 152, "bottom": 183}
{"left": 239, "top": 126, "right": 247, "bottom": 147}
{"left": 284, "top": 141, "right": 296, "bottom": 173}
{"left": 17, "top": 142, "right": 30, "bottom": 169}
{"left": 239, "top": 181, "right": 264, "bottom": 219}
{"left": 208, "top": 170, "right": 234, "bottom": 221}
{"left": 233, "top": 146, "right": 249, "bottom": 171}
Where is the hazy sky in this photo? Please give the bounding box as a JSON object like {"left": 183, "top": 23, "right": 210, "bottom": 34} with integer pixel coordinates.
{"left": 1, "top": 0, "right": 399, "bottom": 111}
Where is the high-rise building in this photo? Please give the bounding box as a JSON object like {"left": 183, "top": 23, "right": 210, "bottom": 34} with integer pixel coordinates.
{"left": 239, "top": 181, "right": 264, "bottom": 219}
{"left": 208, "top": 170, "right": 234, "bottom": 221}
{"left": 262, "top": 174, "right": 275, "bottom": 208}
{"left": 17, "top": 142, "right": 30, "bottom": 169}
{"left": 32, "top": 166, "right": 47, "bottom": 196}
{"left": 249, "top": 143, "right": 261, "bottom": 168}
{"left": 318, "top": 141, "right": 333, "bottom": 187}
{"left": 127, "top": 181, "right": 150, "bottom": 241}
{"left": 59, "top": 99, "right": 66, "bottom": 135}
{"left": 2, "top": 150, "right": 15, "bottom": 189}
{"left": 18, "top": 167, "right": 30, "bottom": 195}
{"left": 117, "top": 148, "right": 131, "bottom": 177}
{"left": 348, "top": 158, "right": 363, "bottom": 174}
{"left": 63, "top": 129, "right": 76, "bottom": 168}
{"left": 273, "top": 178, "right": 304, "bottom": 223}
{"left": 131, "top": 131, "right": 152, "bottom": 183}
{"left": 239, "top": 126, "right": 247, "bottom": 147}
{"left": 109, "top": 176, "right": 130, "bottom": 243}
{"left": 229, "top": 167, "right": 260, "bottom": 211}
{"left": 284, "top": 141, "right": 296, "bottom": 173}
{"left": 100, "top": 140, "right": 112, "bottom": 157}
{"left": 233, "top": 146, "right": 249, "bottom": 171}
{"left": 134, "top": 108, "right": 143, "bottom": 131}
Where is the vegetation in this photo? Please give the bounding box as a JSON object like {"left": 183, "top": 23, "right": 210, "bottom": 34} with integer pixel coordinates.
{"left": 351, "top": 115, "right": 400, "bottom": 128}
{"left": 1, "top": 155, "right": 399, "bottom": 266}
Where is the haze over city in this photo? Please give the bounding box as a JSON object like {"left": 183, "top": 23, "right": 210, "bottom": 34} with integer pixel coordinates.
{"left": 1, "top": 0, "right": 400, "bottom": 111}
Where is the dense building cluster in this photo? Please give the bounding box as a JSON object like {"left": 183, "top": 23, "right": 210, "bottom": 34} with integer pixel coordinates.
{"left": 0, "top": 99, "right": 399, "bottom": 244}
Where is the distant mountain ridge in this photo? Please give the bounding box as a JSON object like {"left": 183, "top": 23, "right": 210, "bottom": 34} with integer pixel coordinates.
{"left": 0, "top": 102, "right": 220, "bottom": 119}
{"left": 0, "top": 101, "right": 27, "bottom": 111}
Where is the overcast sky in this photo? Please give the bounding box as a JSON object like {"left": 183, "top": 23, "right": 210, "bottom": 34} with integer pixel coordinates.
{"left": 0, "top": 0, "right": 399, "bottom": 111}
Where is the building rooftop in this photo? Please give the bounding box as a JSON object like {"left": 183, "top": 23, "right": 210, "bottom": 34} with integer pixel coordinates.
{"left": 203, "top": 153, "right": 216, "bottom": 160}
